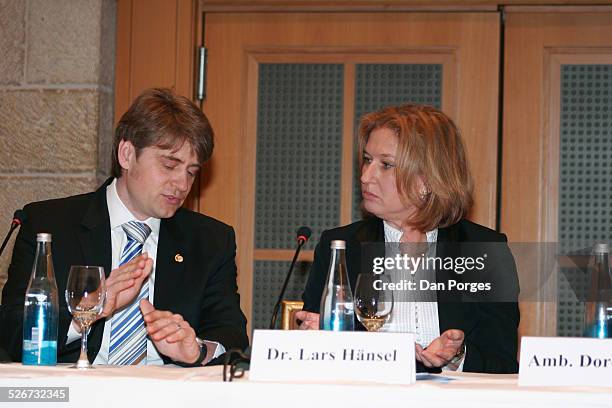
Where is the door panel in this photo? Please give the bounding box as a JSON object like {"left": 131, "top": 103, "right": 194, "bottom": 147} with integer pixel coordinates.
{"left": 502, "top": 9, "right": 612, "bottom": 338}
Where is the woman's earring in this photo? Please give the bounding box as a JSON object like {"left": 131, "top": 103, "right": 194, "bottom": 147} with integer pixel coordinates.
{"left": 420, "top": 190, "right": 430, "bottom": 201}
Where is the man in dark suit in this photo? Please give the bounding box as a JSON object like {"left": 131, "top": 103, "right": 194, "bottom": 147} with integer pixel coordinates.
{"left": 0, "top": 88, "right": 248, "bottom": 365}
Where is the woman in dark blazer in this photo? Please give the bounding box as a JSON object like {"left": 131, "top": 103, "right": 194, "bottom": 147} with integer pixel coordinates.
{"left": 297, "top": 104, "right": 519, "bottom": 374}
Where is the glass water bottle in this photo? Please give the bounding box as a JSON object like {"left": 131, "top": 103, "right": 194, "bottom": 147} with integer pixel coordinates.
{"left": 22, "top": 233, "right": 59, "bottom": 365}
{"left": 320, "top": 240, "right": 355, "bottom": 331}
{"left": 583, "top": 243, "right": 611, "bottom": 339}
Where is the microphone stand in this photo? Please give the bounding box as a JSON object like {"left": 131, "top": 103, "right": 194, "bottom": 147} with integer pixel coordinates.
{"left": 269, "top": 238, "right": 307, "bottom": 329}
{"left": 0, "top": 220, "right": 22, "bottom": 258}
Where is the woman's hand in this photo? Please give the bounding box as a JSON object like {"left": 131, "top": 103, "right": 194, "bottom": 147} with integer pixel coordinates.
{"left": 294, "top": 311, "right": 320, "bottom": 330}
{"left": 415, "top": 329, "right": 464, "bottom": 367}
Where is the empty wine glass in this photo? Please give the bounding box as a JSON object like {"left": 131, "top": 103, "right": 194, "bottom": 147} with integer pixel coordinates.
{"left": 65, "top": 266, "right": 105, "bottom": 369}
{"left": 354, "top": 273, "right": 393, "bottom": 332}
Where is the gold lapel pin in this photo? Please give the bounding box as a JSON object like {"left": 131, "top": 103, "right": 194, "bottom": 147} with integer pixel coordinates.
{"left": 175, "top": 254, "right": 184, "bottom": 263}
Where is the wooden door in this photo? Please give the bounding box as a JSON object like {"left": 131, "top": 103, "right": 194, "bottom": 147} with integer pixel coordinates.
{"left": 502, "top": 7, "right": 612, "bottom": 338}
{"left": 202, "top": 11, "right": 501, "bottom": 331}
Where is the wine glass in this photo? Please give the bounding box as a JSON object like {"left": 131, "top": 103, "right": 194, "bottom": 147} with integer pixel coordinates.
{"left": 65, "top": 266, "right": 106, "bottom": 369}
{"left": 354, "top": 273, "right": 393, "bottom": 332}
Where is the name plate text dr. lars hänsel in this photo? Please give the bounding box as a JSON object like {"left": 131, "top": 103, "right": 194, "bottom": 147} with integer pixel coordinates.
{"left": 250, "top": 330, "right": 416, "bottom": 384}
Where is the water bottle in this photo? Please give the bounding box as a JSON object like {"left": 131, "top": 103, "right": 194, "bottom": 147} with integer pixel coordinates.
{"left": 583, "top": 243, "right": 611, "bottom": 339}
{"left": 320, "top": 240, "right": 354, "bottom": 331}
{"left": 22, "top": 233, "right": 59, "bottom": 365}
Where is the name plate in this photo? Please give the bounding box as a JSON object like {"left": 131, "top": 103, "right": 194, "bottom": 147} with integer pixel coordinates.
{"left": 250, "top": 330, "right": 415, "bottom": 384}
{"left": 519, "top": 336, "right": 612, "bottom": 387}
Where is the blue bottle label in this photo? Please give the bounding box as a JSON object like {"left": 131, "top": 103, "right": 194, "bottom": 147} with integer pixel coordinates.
{"left": 322, "top": 302, "right": 355, "bottom": 331}
{"left": 583, "top": 320, "right": 610, "bottom": 339}
{"left": 22, "top": 300, "right": 58, "bottom": 366}
{"left": 23, "top": 326, "right": 57, "bottom": 365}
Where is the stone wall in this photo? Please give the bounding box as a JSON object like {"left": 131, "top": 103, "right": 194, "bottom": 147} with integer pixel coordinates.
{"left": 0, "top": 0, "right": 116, "bottom": 299}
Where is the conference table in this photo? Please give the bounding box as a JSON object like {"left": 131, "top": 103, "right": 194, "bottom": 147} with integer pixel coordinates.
{"left": 1, "top": 363, "right": 611, "bottom": 407}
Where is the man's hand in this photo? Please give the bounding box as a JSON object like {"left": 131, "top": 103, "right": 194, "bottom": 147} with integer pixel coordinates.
{"left": 140, "top": 299, "right": 201, "bottom": 364}
{"left": 415, "top": 329, "right": 464, "bottom": 368}
{"left": 294, "top": 311, "right": 320, "bottom": 330}
{"left": 99, "top": 254, "right": 153, "bottom": 320}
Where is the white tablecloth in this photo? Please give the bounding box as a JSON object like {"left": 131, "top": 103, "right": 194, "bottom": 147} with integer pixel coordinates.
{"left": 0, "top": 363, "right": 611, "bottom": 408}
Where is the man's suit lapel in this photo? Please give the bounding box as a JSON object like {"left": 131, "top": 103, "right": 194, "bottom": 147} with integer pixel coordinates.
{"left": 154, "top": 215, "right": 186, "bottom": 311}
{"left": 78, "top": 183, "right": 113, "bottom": 277}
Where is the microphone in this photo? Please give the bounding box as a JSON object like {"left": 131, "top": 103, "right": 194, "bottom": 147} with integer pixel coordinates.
{"left": 296, "top": 226, "right": 310, "bottom": 245}
{"left": 269, "top": 226, "right": 312, "bottom": 329}
{"left": 0, "top": 210, "right": 26, "bottom": 259}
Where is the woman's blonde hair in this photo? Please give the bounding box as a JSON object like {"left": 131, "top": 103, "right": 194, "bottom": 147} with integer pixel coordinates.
{"left": 358, "top": 104, "right": 473, "bottom": 231}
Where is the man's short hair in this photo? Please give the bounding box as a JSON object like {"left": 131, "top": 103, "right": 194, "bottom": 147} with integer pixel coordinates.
{"left": 111, "top": 88, "right": 214, "bottom": 178}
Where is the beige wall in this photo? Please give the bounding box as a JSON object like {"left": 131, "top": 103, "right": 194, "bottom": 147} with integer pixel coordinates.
{"left": 0, "top": 0, "right": 116, "bottom": 299}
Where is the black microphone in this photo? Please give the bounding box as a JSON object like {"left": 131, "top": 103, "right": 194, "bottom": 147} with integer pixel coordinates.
{"left": 0, "top": 210, "right": 26, "bottom": 259}
{"left": 269, "top": 226, "right": 312, "bottom": 329}
{"left": 296, "top": 226, "right": 310, "bottom": 245}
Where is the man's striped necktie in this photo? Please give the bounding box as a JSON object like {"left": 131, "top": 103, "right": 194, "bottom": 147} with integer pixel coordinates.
{"left": 108, "top": 221, "right": 152, "bottom": 365}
